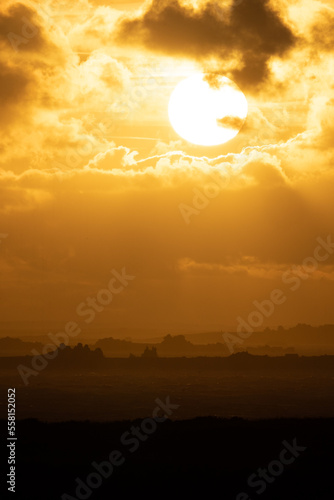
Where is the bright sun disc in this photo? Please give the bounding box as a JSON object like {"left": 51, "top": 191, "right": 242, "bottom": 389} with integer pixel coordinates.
{"left": 168, "top": 73, "right": 248, "bottom": 146}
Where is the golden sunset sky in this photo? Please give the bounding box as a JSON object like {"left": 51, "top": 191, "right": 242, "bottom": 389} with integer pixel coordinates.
{"left": 0, "top": 0, "right": 334, "bottom": 336}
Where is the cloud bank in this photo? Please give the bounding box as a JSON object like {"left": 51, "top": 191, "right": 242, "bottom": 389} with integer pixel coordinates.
{"left": 115, "top": 0, "right": 297, "bottom": 89}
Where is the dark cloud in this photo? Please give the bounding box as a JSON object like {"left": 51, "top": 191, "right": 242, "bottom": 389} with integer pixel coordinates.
{"left": 0, "top": 61, "right": 28, "bottom": 103}
{"left": 0, "top": 61, "right": 31, "bottom": 126}
{"left": 217, "top": 115, "right": 245, "bottom": 129}
{"left": 0, "top": 2, "right": 73, "bottom": 133}
{"left": 0, "top": 3, "right": 48, "bottom": 52}
{"left": 203, "top": 72, "right": 241, "bottom": 90}
{"left": 115, "top": 0, "right": 296, "bottom": 89}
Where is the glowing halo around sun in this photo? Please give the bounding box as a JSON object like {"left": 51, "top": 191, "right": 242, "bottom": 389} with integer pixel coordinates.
{"left": 168, "top": 73, "right": 248, "bottom": 146}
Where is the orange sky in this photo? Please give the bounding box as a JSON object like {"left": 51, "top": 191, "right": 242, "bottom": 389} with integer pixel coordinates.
{"left": 0, "top": 0, "right": 334, "bottom": 336}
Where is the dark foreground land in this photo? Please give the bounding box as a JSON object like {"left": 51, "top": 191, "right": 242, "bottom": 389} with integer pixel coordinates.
{"left": 1, "top": 417, "right": 333, "bottom": 500}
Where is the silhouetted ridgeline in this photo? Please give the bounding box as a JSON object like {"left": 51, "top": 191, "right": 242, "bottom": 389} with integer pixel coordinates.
{"left": 3, "top": 324, "right": 334, "bottom": 357}
{"left": 0, "top": 333, "right": 291, "bottom": 357}
{"left": 94, "top": 334, "right": 294, "bottom": 357}
{"left": 54, "top": 342, "right": 104, "bottom": 367}
{"left": 0, "top": 336, "right": 44, "bottom": 356}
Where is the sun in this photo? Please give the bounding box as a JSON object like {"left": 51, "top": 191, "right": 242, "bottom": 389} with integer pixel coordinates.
{"left": 168, "top": 73, "right": 248, "bottom": 146}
